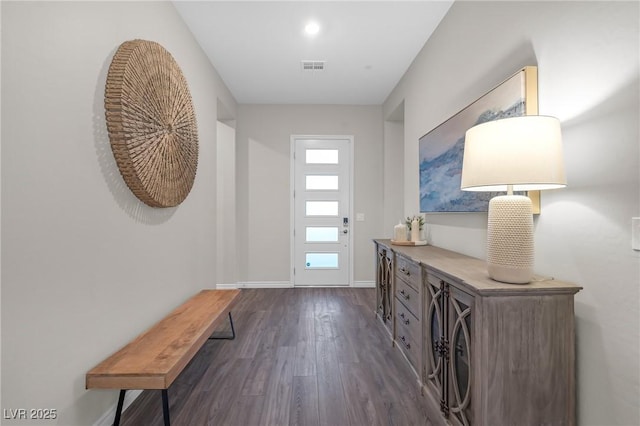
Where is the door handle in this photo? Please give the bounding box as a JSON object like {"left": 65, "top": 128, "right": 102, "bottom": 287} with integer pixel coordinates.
{"left": 343, "top": 229, "right": 348, "bottom": 234}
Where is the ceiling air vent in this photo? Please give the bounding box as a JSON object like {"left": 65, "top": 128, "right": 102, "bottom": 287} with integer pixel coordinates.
{"left": 301, "top": 60, "right": 326, "bottom": 72}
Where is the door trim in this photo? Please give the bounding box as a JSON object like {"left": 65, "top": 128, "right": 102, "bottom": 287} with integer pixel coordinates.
{"left": 290, "top": 135, "right": 355, "bottom": 287}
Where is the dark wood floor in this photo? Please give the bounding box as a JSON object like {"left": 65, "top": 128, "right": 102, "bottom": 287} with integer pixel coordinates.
{"left": 120, "top": 288, "right": 435, "bottom": 426}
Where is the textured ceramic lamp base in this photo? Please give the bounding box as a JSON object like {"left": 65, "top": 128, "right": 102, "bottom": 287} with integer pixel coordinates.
{"left": 486, "top": 195, "right": 534, "bottom": 284}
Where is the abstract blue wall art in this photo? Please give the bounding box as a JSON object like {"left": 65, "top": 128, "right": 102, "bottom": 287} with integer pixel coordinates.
{"left": 419, "top": 67, "right": 538, "bottom": 213}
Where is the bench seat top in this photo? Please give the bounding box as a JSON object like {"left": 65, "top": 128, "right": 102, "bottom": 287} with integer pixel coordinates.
{"left": 86, "top": 289, "right": 240, "bottom": 390}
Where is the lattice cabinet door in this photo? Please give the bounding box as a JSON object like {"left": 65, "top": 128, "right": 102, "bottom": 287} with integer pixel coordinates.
{"left": 375, "top": 243, "right": 394, "bottom": 335}
{"left": 448, "top": 285, "right": 473, "bottom": 426}
{"left": 423, "top": 272, "right": 445, "bottom": 409}
{"left": 423, "top": 270, "right": 474, "bottom": 426}
{"left": 383, "top": 250, "right": 394, "bottom": 326}
{"left": 376, "top": 245, "right": 386, "bottom": 319}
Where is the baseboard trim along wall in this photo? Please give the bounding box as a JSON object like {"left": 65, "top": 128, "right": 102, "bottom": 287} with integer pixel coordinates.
{"left": 224, "top": 281, "right": 376, "bottom": 288}
{"left": 236, "top": 281, "right": 292, "bottom": 288}
{"left": 216, "top": 283, "right": 240, "bottom": 289}
{"left": 93, "top": 390, "right": 143, "bottom": 426}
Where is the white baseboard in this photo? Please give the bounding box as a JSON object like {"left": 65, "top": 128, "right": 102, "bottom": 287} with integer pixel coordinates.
{"left": 234, "top": 281, "right": 374, "bottom": 288}
{"left": 237, "top": 281, "right": 293, "bottom": 288}
{"left": 216, "top": 283, "right": 238, "bottom": 289}
{"left": 93, "top": 390, "right": 143, "bottom": 426}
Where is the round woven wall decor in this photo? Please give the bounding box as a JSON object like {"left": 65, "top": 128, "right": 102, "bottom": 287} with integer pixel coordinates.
{"left": 105, "top": 39, "right": 198, "bottom": 208}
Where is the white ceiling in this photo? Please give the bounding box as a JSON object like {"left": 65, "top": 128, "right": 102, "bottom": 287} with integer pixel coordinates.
{"left": 173, "top": 1, "right": 454, "bottom": 105}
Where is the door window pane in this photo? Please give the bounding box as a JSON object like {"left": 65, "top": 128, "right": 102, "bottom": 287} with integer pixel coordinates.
{"left": 306, "top": 175, "right": 339, "bottom": 190}
{"left": 306, "top": 149, "right": 339, "bottom": 164}
{"left": 306, "top": 201, "right": 338, "bottom": 216}
{"left": 305, "top": 252, "right": 339, "bottom": 269}
{"left": 306, "top": 227, "right": 339, "bottom": 242}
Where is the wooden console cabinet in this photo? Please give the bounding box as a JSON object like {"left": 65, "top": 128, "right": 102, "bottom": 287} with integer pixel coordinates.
{"left": 374, "top": 239, "right": 582, "bottom": 426}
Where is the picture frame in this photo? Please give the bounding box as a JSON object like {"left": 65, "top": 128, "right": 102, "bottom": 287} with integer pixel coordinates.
{"left": 419, "top": 66, "right": 540, "bottom": 213}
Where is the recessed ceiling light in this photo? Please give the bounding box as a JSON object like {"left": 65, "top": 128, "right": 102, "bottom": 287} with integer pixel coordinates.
{"left": 304, "top": 21, "right": 320, "bottom": 36}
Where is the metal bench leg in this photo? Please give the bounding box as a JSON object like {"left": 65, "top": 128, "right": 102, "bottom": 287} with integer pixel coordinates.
{"left": 113, "top": 389, "right": 126, "bottom": 426}
{"left": 162, "top": 389, "right": 170, "bottom": 426}
{"left": 208, "top": 312, "right": 236, "bottom": 340}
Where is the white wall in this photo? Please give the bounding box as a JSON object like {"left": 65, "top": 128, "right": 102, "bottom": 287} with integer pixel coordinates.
{"left": 383, "top": 106, "right": 405, "bottom": 239}
{"left": 216, "top": 121, "right": 237, "bottom": 287}
{"left": 236, "top": 104, "right": 383, "bottom": 286}
{"left": 1, "top": 2, "right": 236, "bottom": 425}
{"left": 384, "top": 1, "right": 639, "bottom": 424}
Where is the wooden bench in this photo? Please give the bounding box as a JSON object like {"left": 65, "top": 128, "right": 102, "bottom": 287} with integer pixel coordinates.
{"left": 86, "top": 289, "right": 241, "bottom": 426}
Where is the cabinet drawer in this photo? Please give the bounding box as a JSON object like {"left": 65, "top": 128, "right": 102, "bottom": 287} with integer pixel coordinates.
{"left": 395, "top": 301, "right": 421, "bottom": 344}
{"left": 395, "top": 255, "right": 421, "bottom": 291}
{"left": 396, "top": 320, "right": 420, "bottom": 370}
{"left": 396, "top": 278, "right": 420, "bottom": 318}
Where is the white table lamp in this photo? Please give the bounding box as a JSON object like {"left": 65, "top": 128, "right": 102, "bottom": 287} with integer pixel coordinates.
{"left": 461, "top": 115, "right": 566, "bottom": 284}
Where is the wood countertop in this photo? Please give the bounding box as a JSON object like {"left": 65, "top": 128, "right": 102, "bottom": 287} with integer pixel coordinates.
{"left": 374, "top": 239, "right": 582, "bottom": 296}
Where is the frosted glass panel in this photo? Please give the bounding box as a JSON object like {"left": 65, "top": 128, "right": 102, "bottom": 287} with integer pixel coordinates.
{"left": 306, "top": 175, "right": 339, "bottom": 190}
{"left": 306, "top": 201, "right": 339, "bottom": 216}
{"left": 306, "top": 149, "right": 339, "bottom": 164}
{"left": 305, "top": 252, "right": 339, "bottom": 269}
{"left": 306, "top": 227, "right": 339, "bottom": 242}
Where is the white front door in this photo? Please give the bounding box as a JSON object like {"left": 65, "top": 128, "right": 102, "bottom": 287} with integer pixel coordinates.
{"left": 292, "top": 136, "right": 352, "bottom": 286}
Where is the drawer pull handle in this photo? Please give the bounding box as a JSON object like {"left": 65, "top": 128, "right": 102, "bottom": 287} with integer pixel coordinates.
{"left": 399, "top": 312, "right": 410, "bottom": 325}
{"left": 400, "top": 289, "right": 410, "bottom": 300}
{"left": 400, "top": 335, "right": 411, "bottom": 350}
{"left": 399, "top": 267, "right": 410, "bottom": 276}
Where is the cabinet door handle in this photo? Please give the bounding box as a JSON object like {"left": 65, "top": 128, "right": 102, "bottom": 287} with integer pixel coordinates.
{"left": 400, "top": 335, "right": 411, "bottom": 349}
{"left": 400, "top": 289, "right": 410, "bottom": 300}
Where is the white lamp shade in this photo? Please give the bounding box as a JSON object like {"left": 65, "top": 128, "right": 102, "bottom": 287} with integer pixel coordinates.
{"left": 461, "top": 116, "right": 567, "bottom": 192}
